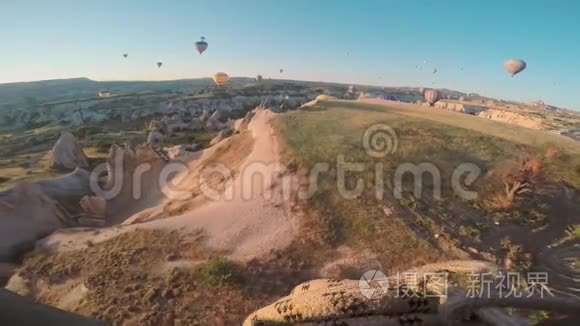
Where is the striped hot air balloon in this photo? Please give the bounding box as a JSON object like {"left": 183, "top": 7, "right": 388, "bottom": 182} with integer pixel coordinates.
{"left": 213, "top": 72, "right": 230, "bottom": 86}
{"left": 195, "top": 37, "right": 208, "bottom": 54}
{"left": 424, "top": 89, "right": 440, "bottom": 106}
{"left": 504, "top": 59, "right": 526, "bottom": 77}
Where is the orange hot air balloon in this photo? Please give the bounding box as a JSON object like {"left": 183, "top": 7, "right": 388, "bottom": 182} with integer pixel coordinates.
{"left": 212, "top": 72, "right": 230, "bottom": 86}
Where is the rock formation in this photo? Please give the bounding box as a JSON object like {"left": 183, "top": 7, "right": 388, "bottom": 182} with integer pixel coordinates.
{"left": 167, "top": 144, "right": 200, "bottom": 160}
{"left": 0, "top": 168, "right": 91, "bottom": 203}
{"left": 78, "top": 196, "right": 107, "bottom": 227}
{"left": 101, "top": 144, "right": 167, "bottom": 223}
{"left": 0, "top": 183, "right": 64, "bottom": 261}
{"left": 434, "top": 101, "right": 486, "bottom": 114}
{"left": 49, "top": 131, "right": 89, "bottom": 170}
{"left": 147, "top": 131, "right": 164, "bottom": 146}
{"left": 199, "top": 109, "right": 210, "bottom": 122}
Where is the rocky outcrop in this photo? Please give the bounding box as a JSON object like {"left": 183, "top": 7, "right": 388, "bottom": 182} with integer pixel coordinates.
{"left": 101, "top": 144, "right": 167, "bottom": 222}
{"left": 0, "top": 183, "right": 64, "bottom": 261}
{"left": 199, "top": 109, "right": 210, "bottom": 122}
{"left": 147, "top": 131, "right": 164, "bottom": 146}
{"left": 147, "top": 119, "right": 162, "bottom": 132}
{"left": 476, "top": 108, "right": 545, "bottom": 130}
{"left": 167, "top": 144, "right": 200, "bottom": 160}
{"left": 0, "top": 168, "right": 91, "bottom": 203}
{"left": 79, "top": 196, "right": 106, "bottom": 220}
{"left": 434, "top": 101, "right": 486, "bottom": 114}
{"left": 49, "top": 132, "right": 89, "bottom": 170}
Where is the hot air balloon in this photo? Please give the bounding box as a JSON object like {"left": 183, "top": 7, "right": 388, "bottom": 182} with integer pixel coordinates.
{"left": 157, "top": 62, "right": 163, "bottom": 68}
{"left": 256, "top": 75, "right": 263, "bottom": 82}
{"left": 316, "top": 94, "right": 333, "bottom": 101}
{"left": 123, "top": 53, "right": 128, "bottom": 58}
{"left": 279, "top": 68, "right": 283, "bottom": 74}
{"left": 424, "top": 89, "right": 440, "bottom": 106}
{"left": 195, "top": 36, "right": 208, "bottom": 55}
{"left": 213, "top": 72, "right": 230, "bottom": 86}
{"left": 419, "top": 87, "right": 425, "bottom": 94}
{"left": 504, "top": 59, "right": 526, "bottom": 77}
{"left": 432, "top": 68, "right": 438, "bottom": 74}
{"left": 424, "top": 59, "right": 429, "bottom": 65}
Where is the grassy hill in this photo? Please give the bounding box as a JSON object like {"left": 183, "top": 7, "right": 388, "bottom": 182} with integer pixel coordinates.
{"left": 277, "top": 99, "right": 580, "bottom": 293}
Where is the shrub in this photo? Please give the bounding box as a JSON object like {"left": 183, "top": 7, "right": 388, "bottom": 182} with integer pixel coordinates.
{"left": 486, "top": 158, "right": 543, "bottom": 209}
{"left": 458, "top": 225, "right": 481, "bottom": 242}
{"left": 197, "top": 256, "right": 241, "bottom": 286}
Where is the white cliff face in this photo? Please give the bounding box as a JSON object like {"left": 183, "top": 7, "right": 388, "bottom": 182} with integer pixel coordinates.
{"left": 431, "top": 100, "right": 554, "bottom": 131}
{"left": 476, "top": 108, "right": 546, "bottom": 130}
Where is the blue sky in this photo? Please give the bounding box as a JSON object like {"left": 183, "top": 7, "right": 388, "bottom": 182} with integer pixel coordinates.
{"left": 1, "top": 0, "right": 579, "bottom": 109}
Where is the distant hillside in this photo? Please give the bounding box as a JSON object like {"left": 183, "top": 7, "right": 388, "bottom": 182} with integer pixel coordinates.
{"left": 0, "top": 77, "right": 254, "bottom": 111}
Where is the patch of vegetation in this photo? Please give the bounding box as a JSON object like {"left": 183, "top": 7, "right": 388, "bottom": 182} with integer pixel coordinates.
{"left": 164, "top": 130, "right": 218, "bottom": 148}
{"left": 499, "top": 237, "right": 534, "bottom": 275}
{"left": 458, "top": 225, "right": 481, "bottom": 242}
{"left": 565, "top": 224, "right": 580, "bottom": 240}
{"left": 197, "top": 256, "right": 242, "bottom": 286}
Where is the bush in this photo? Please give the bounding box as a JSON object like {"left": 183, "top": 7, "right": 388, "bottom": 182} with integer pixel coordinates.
{"left": 197, "top": 256, "right": 241, "bottom": 286}
{"left": 458, "top": 225, "right": 481, "bottom": 241}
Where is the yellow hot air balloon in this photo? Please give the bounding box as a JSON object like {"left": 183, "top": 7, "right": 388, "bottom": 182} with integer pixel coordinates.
{"left": 212, "top": 72, "right": 230, "bottom": 86}
{"left": 316, "top": 94, "right": 333, "bottom": 101}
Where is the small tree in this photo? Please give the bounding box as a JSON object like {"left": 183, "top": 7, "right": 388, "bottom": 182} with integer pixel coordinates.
{"left": 497, "top": 159, "right": 542, "bottom": 205}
